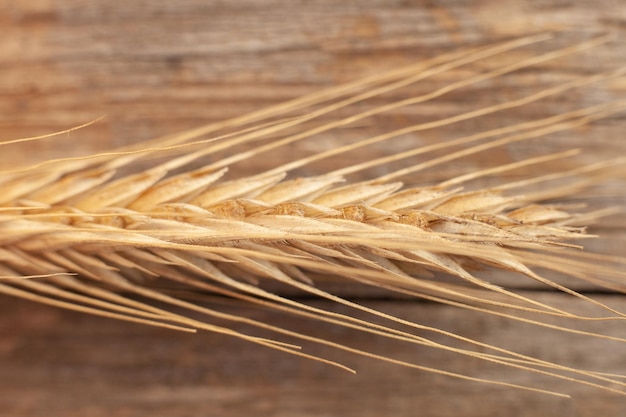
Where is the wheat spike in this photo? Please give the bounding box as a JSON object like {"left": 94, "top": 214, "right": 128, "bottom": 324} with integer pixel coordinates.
{"left": 2, "top": 34, "right": 626, "bottom": 397}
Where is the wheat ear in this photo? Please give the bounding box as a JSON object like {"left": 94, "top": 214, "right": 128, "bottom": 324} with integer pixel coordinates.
{"left": 2, "top": 34, "right": 626, "bottom": 397}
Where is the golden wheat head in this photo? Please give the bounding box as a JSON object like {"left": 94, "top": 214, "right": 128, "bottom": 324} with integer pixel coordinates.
{"left": 2, "top": 34, "right": 626, "bottom": 397}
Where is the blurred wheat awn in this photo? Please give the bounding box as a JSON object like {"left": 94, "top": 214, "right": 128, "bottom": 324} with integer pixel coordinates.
{"left": 2, "top": 33, "right": 626, "bottom": 397}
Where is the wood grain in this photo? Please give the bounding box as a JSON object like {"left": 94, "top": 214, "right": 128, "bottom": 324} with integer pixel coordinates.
{"left": 1, "top": 1, "right": 626, "bottom": 416}
{"left": 2, "top": 295, "right": 626, "bottom": 417}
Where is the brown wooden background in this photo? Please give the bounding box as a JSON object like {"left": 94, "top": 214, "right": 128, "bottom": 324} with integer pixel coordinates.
{"left": 1, "top": 1, "right": 626, "bottom": 416}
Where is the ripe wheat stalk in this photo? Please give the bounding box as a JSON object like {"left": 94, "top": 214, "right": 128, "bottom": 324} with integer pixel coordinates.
{"left": 2, "top": 34, "right": 626, "bottom": 397}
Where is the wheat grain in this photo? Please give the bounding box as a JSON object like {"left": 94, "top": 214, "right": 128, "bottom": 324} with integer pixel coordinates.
{"left": 1, "top": 34, "right": 626, "bottom": 397}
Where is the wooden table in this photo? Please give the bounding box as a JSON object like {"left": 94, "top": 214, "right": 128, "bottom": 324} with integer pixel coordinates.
{"left": 1, "top": 1, "right": 626, "bottom": 416}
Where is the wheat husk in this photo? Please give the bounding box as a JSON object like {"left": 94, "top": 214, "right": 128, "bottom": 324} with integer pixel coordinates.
{"left": 1, "top": 34, "right": 626, "bottom": 397}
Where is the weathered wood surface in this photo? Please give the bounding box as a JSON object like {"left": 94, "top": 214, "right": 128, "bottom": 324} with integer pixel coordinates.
{"left": 1, "top": 295, "right": 626, "bottom": 417}
{"left": 1, "top": 1, "right": 626, "bottom": 416}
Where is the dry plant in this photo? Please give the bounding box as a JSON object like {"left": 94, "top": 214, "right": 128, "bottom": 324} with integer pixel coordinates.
{"left": 1, "top": 33, "right": 626, "bottom": 397}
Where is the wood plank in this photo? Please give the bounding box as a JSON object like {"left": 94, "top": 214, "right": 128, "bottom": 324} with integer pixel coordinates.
{"left": 1, "top": 294, "right": 625, "bottom": 416}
